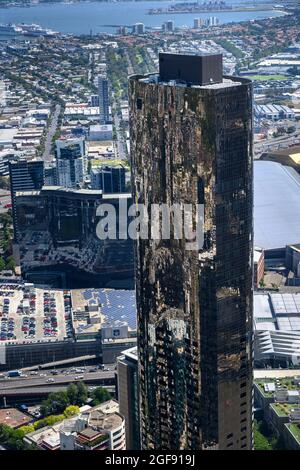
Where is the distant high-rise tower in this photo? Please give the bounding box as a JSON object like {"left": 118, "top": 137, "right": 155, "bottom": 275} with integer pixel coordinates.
{"left": 134, "top": 23, "right": 145, "bottom": 35}
{"left": 98, "top": 75, "right": 109, "bottom": 124}
{"left": 166, "top": 20, "right": 174, "bottom": 32}
{"left": 9, "top": 159, "right": 44, "bottom": 241}
{"left": 194, "top": 18, "right": 204, "bottom": 29}
{"left": 55, "top": 137, "right": 85, "bottom": 188}
{"left": 129, "top": 53, "right": 253, "bottom": 450}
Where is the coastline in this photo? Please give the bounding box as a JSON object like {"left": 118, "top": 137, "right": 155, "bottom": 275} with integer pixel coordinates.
{"left": 148, "top": 7, "right": 281, "bottom": 15}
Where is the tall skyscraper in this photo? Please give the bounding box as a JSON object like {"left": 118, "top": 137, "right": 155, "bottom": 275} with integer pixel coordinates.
{"left": 55, "top": 137, "right": 85, "bottom": 188}
{"left": 117, "top": 346, "right": 140, "bottom": 450}
{"left": 134, "top": 23, "right": 145, "bottom": 35}
{"left": 9, "top": 159, "right": 44, "bottom": 240}
{"left": 166, "top": 20, "right": 175, "bottom": 32}
{"left": 98, "top": 75, "right": 110, "bottom": 124}
{"left": 194, "top": 18, "right": 204, "bottom": 29}
{"left": 129, "top": 53, "right": 253, "bottom": 450}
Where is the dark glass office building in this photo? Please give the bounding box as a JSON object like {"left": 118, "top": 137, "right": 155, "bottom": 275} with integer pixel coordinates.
{"left": 9, "top": 159, "right": 44, "bottom": 241}
{"left": 15, "top": 187, "right": 134, "bottom": 288}
{"left": 91, "top": 165, "right": 126, "bottom": 193}
{"left": 129, "top": 53, "right": 253, "bottom": 450}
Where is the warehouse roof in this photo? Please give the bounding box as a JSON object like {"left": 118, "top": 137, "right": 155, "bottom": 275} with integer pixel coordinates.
{"left": 254, "top": 292, "right": 300, "bottom": 332}
{"left": 254, "top": 161, "right": 300, "bottom": 251}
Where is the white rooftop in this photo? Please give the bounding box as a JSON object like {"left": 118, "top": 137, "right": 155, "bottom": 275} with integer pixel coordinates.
{"left": 254, "top": 293, "right": 300, "bottom": 332}
{"left": 254, "top": 161, "right": 300, "bottom": 251}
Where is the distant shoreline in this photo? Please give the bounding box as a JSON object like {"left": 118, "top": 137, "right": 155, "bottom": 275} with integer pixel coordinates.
{"left": 148, "top": 7, "right": 280, "bottom": 16}
{"left": 0, "top": 0, "right": 285, "bottom": 6}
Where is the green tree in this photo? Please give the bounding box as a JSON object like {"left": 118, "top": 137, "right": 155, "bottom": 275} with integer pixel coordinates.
{"left": 19, "top": 424, "right": 35, "bottom": 434}
{"left": 91, "top": 386, "right": 111, "bottom": 406}
{"left": 253, "top": 421, "right": 272, "bottom": 450}
{"left": 34, "top": 414, "right": 65, "bottom": 430}
{"left": 40, "top": 391, "right": 69, "bottom": 417}
{"left": 0, "top": 257, "right": 5, "bottom": 271}
{"left": 5, "top": 256, "right": 15, "bottom": 272}
{"left": 63, "top": 405, "right": 80, "bottom": 418}
{"left": 0, "top": 424, "right": 28, "bottom": 450}
{"left": 0, "top": 176, "right": 10, "bottom": 190}
{"left": 66, "top": 383, "right": 78, "bottom": 405}
{"left": 76, "top": 381, "right": 88, "bottom": 405}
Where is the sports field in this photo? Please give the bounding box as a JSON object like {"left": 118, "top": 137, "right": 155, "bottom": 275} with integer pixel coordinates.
{"left": 245, "top": 75, "right": 289, "bottom": 81}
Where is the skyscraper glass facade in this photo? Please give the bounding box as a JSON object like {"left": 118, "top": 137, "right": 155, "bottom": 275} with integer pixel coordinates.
{"left": 129, "top": 54, "right": 253, "bottom": 450}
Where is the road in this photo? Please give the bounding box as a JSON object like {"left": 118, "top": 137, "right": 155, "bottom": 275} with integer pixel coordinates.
{"left": 0, "top": 385, "right": 116, "bottom": 398}
{"left": 0, "top": 370, "right": 115, "bottom": 391}
{"left": 254, "top": 128, "right": 300, "bottom": 158}
{"left": 42, "top": 103, "right": 61, "bottom": 162}
{"left": 114, "top": 112, "right": 128, "bottom": 160}
{"left": 125, "top": 50, "right": 134, "bottom": 76}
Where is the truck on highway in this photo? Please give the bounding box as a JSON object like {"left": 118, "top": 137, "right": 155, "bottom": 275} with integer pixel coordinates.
{"left": 7, "top": 370, "right": 21, "bottom": 378}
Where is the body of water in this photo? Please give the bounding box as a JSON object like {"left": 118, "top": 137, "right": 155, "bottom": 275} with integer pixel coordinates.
{"left": 0, "top": 1, "right": 285, "bottom": 35}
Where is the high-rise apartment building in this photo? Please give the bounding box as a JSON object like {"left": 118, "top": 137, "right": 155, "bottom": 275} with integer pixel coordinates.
{"left": 98, "top": 75, "right": 110, "bottom": 124}
{"left": 9, "top": 159, "right": 44, "bottom": 240}
{"left": 134, "top": 23, "right": 145, "bottom": 35}
{"left": 117, "top": 346, "right": 140, "bottom": 450}
{"left": 55, "top": 137, "right": 85, "bottom": 188}
{"left": 166, "top": 20, "right": 175, "bottom": 32}
{"left": 194, "top": 18, "right": 204, "bottom": 29}
{"left": 129, "top": 53, "right": 253, "bottom": 450}
{"left": 91, "top": 165, "right": 126, "bottom": 193}
{"left": 206, "top": 16, "right": 220, "bottom": 27}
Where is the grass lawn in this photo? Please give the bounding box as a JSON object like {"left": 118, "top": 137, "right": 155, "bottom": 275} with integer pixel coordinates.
{"left": 245, "top": 75, "right": 289, "bottom": 81}
{"left": 272, "top": 404, "right": 288, "bottom": 417}
{"left": 271, "top": 403, "right": 297, "bottom": 417}
{"left": 91, "top": 159, "right": 130, "bottom": 168}
{"left": 288, "top": 424, "right": 300, "bottom": 443}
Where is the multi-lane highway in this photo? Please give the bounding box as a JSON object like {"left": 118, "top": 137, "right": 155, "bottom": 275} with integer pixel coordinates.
{"left": 0, "top": 366, "right": 116, "bottom": 405}
{"left": 0, "top": 370, "right": 115, "bottom": 391}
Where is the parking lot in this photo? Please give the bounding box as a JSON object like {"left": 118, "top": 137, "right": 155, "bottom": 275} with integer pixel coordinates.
{"left": 0, "top": 284, "right": 70, "bottom": 344}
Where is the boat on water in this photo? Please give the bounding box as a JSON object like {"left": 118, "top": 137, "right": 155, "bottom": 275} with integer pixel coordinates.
{"left": 0, "top": 23, "right": 22, "bottom": 36}
{"left": 0, "top": 23, "right": 58, "bottom": 38}
{"left": 17, "top": 23, "right": 59, "bottom": 37}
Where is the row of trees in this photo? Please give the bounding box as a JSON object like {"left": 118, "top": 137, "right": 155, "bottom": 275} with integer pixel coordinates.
{"left": 40, "top": 382, "right": 111, "bottom": 417}
{"left": 0, "top": 212, "right": 15, "bottom": 273}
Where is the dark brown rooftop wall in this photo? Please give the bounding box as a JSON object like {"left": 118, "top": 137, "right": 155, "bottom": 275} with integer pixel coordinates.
{"left": 159, "top": 53, "right": 223, "bottom": 85}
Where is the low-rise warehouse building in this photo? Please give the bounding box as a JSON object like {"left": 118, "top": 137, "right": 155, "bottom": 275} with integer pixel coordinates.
{"left": 254, "top": 292, "right": 300, "bottom": 367}
{"left": 254, "top": 161, "right": 300, "bottom": 264}
{"left": 254, "top": 104, "right": 295, "bottom": 121}
{"left": 0, "top": 407, "right": 32, "bottom": 429}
